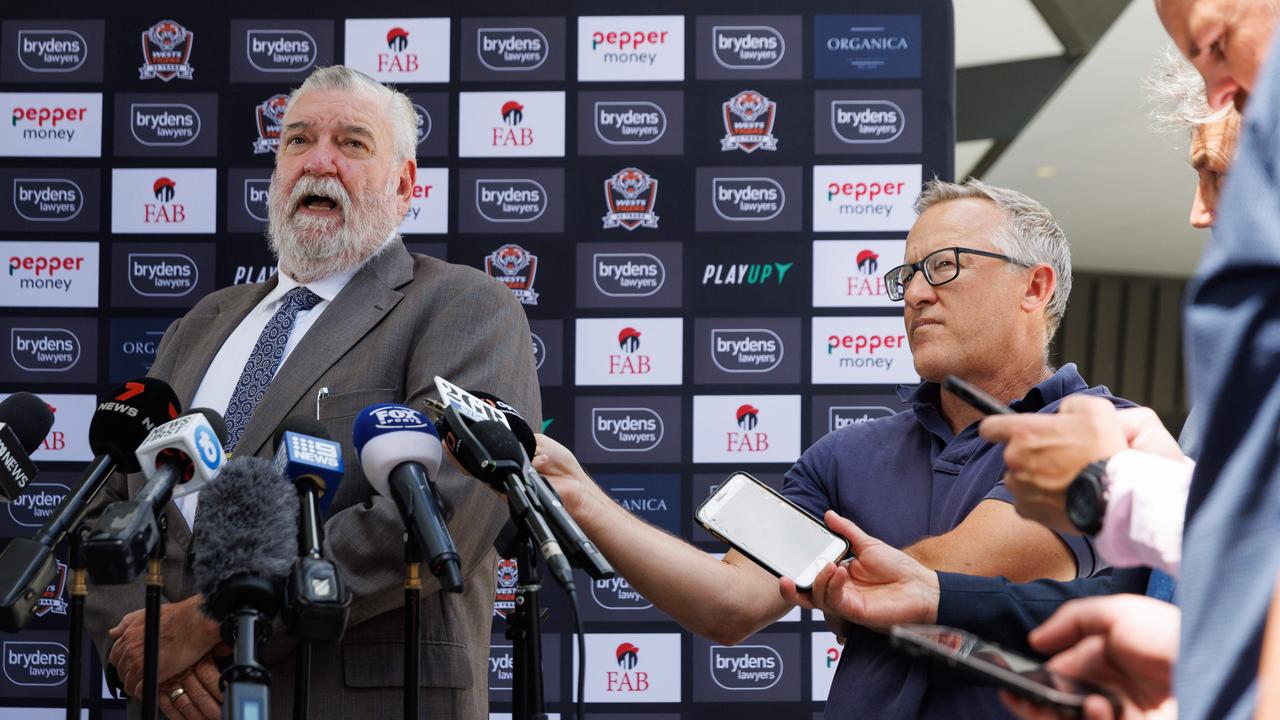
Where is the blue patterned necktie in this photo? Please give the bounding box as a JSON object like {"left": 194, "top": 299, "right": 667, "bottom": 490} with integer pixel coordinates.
{"left": 223, "top": 286, "right": 322, "bottom": 452}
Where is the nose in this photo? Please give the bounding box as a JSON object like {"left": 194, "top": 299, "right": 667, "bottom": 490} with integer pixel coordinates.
{"left": 1206, "top": 76, "right": 1241, "bottom": 112}
{"left": 302, "top": 144, "right": 339, "bottom": 176}
{"left": 1189, "top": 182, "right": 1214, "bottom": 229}
{"left": 903, "top": 268, "right": 936, "bottom": 306}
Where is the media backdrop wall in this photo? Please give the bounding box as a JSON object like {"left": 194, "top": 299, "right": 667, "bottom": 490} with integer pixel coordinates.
{"left": 0, "top": 1, "right": 954, "bottom": 717}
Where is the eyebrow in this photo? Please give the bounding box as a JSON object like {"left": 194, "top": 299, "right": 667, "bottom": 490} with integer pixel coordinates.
{"left": 281, "top": 121, "right": 375, "bottom": 140}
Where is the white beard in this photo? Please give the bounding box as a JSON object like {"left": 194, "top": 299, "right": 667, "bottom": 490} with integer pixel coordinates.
{"left": 266, "top": 171, "right": 402, "bottom": 283}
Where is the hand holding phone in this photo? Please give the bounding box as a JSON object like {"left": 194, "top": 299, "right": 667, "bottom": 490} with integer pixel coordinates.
{"left": 695, "top": 472, "right": 849, "bottom": 589}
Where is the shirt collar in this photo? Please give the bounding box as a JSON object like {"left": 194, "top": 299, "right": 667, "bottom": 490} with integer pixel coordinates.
{"left": 896, "top": 363, "right": 1088, "bottom": 413}
{"left": 263, "top": 264, "right": 360, "bottom": 307}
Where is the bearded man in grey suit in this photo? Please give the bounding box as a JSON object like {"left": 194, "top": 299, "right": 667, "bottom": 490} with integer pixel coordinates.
{"left": 84, "top": 65, "right": 541, "bottom": 719}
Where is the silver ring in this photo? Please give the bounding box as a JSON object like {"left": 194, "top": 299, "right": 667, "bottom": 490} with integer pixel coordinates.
{"left": 168, "top": 686, "right": 186, "bottom": 702}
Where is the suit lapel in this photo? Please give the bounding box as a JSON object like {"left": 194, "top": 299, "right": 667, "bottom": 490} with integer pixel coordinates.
{"left": 233, "top": 241, "right": 414, "bottom": 457}
{"left": 169, "top": 278, "right": 277, "bottom": 410}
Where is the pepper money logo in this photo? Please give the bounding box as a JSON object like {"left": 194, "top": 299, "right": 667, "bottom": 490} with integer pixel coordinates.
{"left": 721, "top": 90, "right": 777, "bottom": 153}
{"left": 139, "top": 20, "right": 194, "bottom": 82}
{"left": 253, "top": 93, "right": 289, "bottom": 154}
{"left": 12, "top": 178, "right": 82, "bottom": 222}
{"left": 602, "top": 167, "right": 659, "bottom": 230}
{"left": 17, "top": 30, "right": 88, "bottom": 72}
{"left": 484, "top": 243, "right": 539, "bottom": 306}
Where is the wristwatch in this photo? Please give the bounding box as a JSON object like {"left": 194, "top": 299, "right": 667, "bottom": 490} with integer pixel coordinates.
{"left": 1066, "top": 459, "right": 1109, "bottom": 535}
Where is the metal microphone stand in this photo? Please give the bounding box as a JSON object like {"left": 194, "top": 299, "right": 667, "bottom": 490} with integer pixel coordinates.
{"left": 142, "top": 514, "right": 167, "bottom": 720}
{"left": 506, "top": 531, "right": 548, "bottom": 720}
{"left": 66, "top": 523, "right": 90, "bottom": 720}
{"left": 403, "top": 535, "right": 422, "bottom": 720}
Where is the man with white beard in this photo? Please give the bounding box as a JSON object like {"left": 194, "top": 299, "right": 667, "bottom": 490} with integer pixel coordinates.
{"left": 84, "top": 65, "right": 541, "bottom": 720}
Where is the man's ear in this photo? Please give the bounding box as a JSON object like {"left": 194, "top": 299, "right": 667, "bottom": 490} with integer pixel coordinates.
{"left": 396, "top": 158, "right": 416, "bottom": 212}
{"left": 1022, "top": 263, "right": 1056, "bottom": 315}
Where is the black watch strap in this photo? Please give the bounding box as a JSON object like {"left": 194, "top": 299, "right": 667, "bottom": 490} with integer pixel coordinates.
{"left": 1066, "top": 459, "right": 1109, "bottom": 536}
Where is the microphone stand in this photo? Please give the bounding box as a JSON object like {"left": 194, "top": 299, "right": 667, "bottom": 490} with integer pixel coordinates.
{"left": 66, "top": 523, "right": 90, "bottom": 720}
{"left": 507, "top": 533, "right": 548, "bottom": 720}
{"left": 142, "top": 514, "right": 167, "bottom": 720}
{"left": 404, "top": 536, "right": 422, "bottom": 720}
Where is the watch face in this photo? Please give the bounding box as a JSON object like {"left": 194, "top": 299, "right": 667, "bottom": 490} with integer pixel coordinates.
{"left": 1067, "top": 472, "right": 1104, "bottom": 534}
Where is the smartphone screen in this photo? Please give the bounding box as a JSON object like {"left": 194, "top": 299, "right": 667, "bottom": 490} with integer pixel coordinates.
{"left": 697, "top": 473, "right": 847, "bottom": 585}
{"left": 890, "top": 625, "right": 1116, "bottom": 715}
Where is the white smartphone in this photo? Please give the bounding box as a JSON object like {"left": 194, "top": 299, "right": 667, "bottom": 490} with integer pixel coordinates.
{"left": 695, "top": 472, "right": 849, "bottom": 589}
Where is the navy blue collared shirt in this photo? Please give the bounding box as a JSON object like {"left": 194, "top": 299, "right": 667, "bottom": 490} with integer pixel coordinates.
{"left": 782, "top": 363, "right": 1122, "bottom": 720}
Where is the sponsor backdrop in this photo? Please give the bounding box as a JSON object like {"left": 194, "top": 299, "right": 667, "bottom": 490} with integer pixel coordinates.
{"left": 0, "top": 1, "right": 952, "bottom": 717}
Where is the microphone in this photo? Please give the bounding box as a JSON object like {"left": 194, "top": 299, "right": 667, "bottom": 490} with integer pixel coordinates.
{"left": 82, "top": 408, "right": 227, "bottom": 585}
{"left": 191, "top": 456, "right": 298, "bottom": 717}
{"left": 0, "top": 379, "right": 179, "bottom": 632}
{"left": 445, "top": 390, "right": 614, "bottom": 581}
{"left": 441, "top": 409, "right": 575, "bottom": 591}
{"left": 272, "top": 416, "right": 350, "bottom": 642}
{"left": 0, "top": 392, "right": 55, "bottom": 500}
{"left": 352, "top": 404, "right": 463, "bottom": 593}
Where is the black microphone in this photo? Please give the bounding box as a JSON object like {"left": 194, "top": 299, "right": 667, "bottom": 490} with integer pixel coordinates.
{"left": 83, "top": 408, "right": 228, "bottom": 585}
{"left": 0, "top": 379, "right": 179, "bottom": 632}
{"left": 272, "top": 416, "right": 350, "bottom": 642}
{"left": 192, "top": 456, "right": 298, "bottom": 718}
{"left": 446, "top": 413, "right": 575, "bottom": 591}
{"left": 352, "top": 404, "right": 463, "bottom": 593}
{"left": 0, "top": 392, "right": 55, "bottom": 500}
{"left": 462, "top": 392, "right": 614, "bottom": 581}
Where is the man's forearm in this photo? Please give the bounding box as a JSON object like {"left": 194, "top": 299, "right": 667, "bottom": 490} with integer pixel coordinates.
{"left": 574, "top": 486, "right": 788, "bottom": 644}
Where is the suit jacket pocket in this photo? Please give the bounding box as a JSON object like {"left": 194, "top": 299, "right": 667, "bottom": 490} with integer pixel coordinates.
{"left": 318, "top": 387, "right": 398, "bottom": 421}
{"left": 342, "top": 639, "right": 475, "bottom": 689}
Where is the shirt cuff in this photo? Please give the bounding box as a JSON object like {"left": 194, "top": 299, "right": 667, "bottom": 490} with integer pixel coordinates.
{"left": 1094, "top": 449, "right": 1193, "bottom": 577}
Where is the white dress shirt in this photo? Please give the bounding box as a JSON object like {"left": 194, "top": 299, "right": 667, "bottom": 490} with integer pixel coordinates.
{"left": 176, "top": 265, "right": 358, "bottom": 527}
{"left": 1094, "top": 449, "right": 1194, "bottom": 577}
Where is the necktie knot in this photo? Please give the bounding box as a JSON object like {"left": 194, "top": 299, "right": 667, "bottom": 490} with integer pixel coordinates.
{"left": 283, "top": 286, "right": 322, "bottom": 313}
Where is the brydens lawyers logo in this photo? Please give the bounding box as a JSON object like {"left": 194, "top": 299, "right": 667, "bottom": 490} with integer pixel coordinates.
{"left": 594, "top": 101, "right": 666, "bottom": 145}
{"left": 594, "top": 253, "right": 664, "bottom": 297}
{"left": 11, "top": 327, "right": 80, "bottom": 371}
{"left": 246, "top": 29, "right": 317, "bottom": 72}
{"left": 602, "top": 168, "right": 658, "bottom": 230}
{"left": 8, "top": 482, "right": 70, "bottom": 527}
{"left": 253, "top": 94, "right": 290, "bottom": 154}
{"left": 12, "top": 178, "right": 82, "bottom": 221}
{"left": 3, "top": 641, "right": 67, "bottom": 686}
{"left": 484, "top": 244, "right": 539, "bottom": 306}
{"left": 530, "top": 333, "right": 546, "bottom": 370}
{"left": 832, "top": 100, "right": 905, "bottom": 143}
{"left": 244, "top": 179, "right": 269, "bottom": 222}
{"left": 18, "top": 30, "right": 88, "bottom": 72}
{"left": 592, "top": 408, "right": 662, "bottom": 452}
{"left": 128, "top": 253, "right": 198, "bottom": 297}
{"left": 139, "top": 20, "right": 194, "bottom": 81}
{"left": 413, "top": 103, "right": 431, "bottom": 144}
{"left": 478, "top": 27, "right": 548, "bottom": 71}
{"left": 713, "top": 26, "right": 785, "bottom": 69}
{"left": 710, "top": 645, "right": 783, "bottom": 690}
{"left": 592, "top": 576, "right": 652, "bottom": 610}
{"left": 721, "top": 90, "right": 777, "bottom": 153}
{"left": 711, "top": 329, "right": 783, "bottom": 373}
{"left": 713, "top": 177, "right": 784, "bottom": 221}
{"left": 130, "top": 102, "right": 199, "bottom": 146}
{"left": 476, "top": 179, "right": 546, "bottom": 222}
{"left": 830, "top": 405, "right": 895, "bottom": 432}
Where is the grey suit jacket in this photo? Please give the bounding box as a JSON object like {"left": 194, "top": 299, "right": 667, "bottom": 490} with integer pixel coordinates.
{"left": 84, "top": 240, "right": 542, "bottom": 719}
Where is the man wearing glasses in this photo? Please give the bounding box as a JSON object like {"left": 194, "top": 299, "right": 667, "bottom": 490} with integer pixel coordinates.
{"left": 533, "top": 178, "right": 1136, "bottom": 719}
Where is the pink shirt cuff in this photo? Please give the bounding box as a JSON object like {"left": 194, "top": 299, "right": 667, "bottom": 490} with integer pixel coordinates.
{"left": 1093, "top": 449, "right": 1193, "bottom": 577}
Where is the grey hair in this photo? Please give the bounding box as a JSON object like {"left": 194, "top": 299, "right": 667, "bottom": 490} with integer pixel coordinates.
{"left": 285, "top": 65, "right": 418, "bottom": 163}
{"left": 1146, "top": 45, "right": 1230, "bottom": 137}
{"left": 915, "top": 178, "right": 1072, "bottom": 343}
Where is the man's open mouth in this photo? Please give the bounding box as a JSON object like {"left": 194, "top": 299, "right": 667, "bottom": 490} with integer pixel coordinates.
{"left": 301, "top": 194, "right": 340, "bottom": 211}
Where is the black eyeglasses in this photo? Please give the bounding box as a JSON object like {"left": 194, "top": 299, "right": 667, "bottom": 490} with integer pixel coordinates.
{"left": 883, "top": 247, "right": 1030, "bottom": 301}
